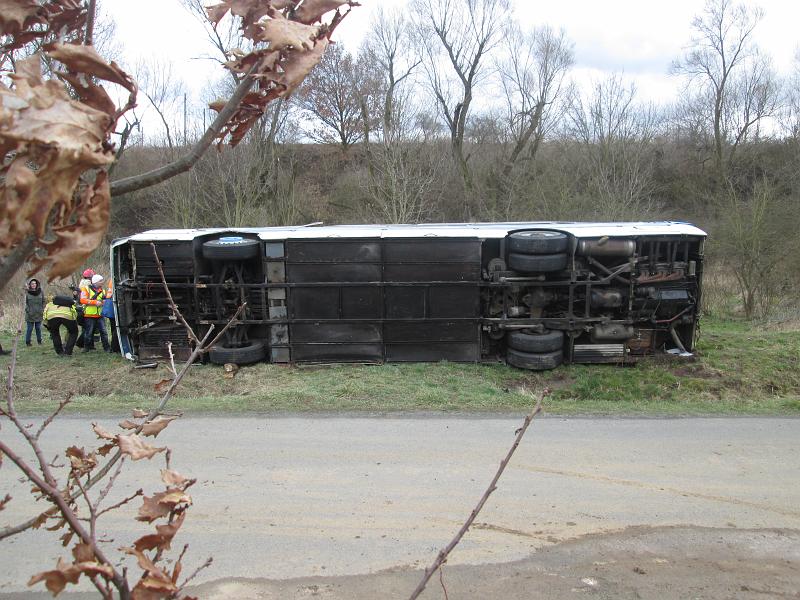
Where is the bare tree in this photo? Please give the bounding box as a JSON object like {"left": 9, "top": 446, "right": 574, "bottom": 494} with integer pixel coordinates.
{"left": 671, "top": 0, "right": 777, "bottom": 179}
{"left": 496, "top": 24, "right": 573, "bottom": 183}
{"left": 566, "top": 75, "right": 660, "bottom": 220}
{"left": 364, "top": 7, "right": 422, "bottom": 142}
{"left": 297, "top": 44, "right": 379, "bottom": 151}
{"left": 181, "top": 0, "right": 246, "bottom": 87}
{"left": 718, "top": 178, "right": 794, "bottom": 319}
{"left": 411, "top": 0, "right": 511, "bottom": 198}
{"left": 357, "top": 7, "right": 438, "bottom": 223}
{"left": 779, "top": 50, "right": 800, "bottom": 140}
{"left": 135, "top": 58, "right": 186, "bottom": 152}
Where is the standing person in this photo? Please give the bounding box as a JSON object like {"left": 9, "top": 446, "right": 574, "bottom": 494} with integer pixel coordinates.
{"left": 102, "top": 281, "right": 120, "bottom": 353}
{"left": 80, "top": 274, "right": 110, "bottom": 352}
{"left": 24, "top": 278, "right": 44, "bottom": 346}
{"left": 43, "top": 295, "right": 78, "bottom": 356}
{"left": 76, "top": 269, "right": 94, "bottom": 349}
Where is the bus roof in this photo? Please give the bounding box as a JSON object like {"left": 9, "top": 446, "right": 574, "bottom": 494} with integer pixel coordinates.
{"left": 112, "top": 221, "right": 707, "bottom": 246}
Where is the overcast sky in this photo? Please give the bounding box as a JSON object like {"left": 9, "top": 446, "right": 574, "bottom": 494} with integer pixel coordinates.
{"left": 107, "top": 0, "right": 799, "bottom": 133}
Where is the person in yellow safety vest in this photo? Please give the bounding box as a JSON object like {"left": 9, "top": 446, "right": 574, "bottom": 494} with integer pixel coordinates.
{"left": 76, "top": 268, "right": 94, "bottom": 349}
{"left": 43, "top": 296, "right": 79, "bottom": 356}
{"left": 80, "top": 274, "right": 110, "bottom": 352}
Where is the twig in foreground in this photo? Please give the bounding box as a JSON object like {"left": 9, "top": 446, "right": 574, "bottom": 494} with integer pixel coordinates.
{"left": 407, "top": 388, "right": 549, "bottom": 600}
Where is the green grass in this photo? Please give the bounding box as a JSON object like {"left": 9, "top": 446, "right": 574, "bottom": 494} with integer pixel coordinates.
{"left": 4, "top": 317, "right": 800, "bottom": 416}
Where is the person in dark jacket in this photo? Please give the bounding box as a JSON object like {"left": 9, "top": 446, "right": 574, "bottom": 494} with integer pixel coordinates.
{"left": 24, "top": 278, "right": 44, "bottom": 346}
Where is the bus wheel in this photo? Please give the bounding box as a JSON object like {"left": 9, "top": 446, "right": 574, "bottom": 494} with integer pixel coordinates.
{"left": 506, "top": 347, "right": 563, "bottom": 371}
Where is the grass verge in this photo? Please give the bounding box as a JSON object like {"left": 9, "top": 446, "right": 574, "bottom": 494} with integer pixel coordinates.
{"left": 5, "top": 317, "right": 799, "bottom": 416}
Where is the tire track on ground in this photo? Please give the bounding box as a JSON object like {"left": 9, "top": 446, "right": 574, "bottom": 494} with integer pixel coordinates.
{"left": 514, "top": 464, "right": 800, "bottom": 519}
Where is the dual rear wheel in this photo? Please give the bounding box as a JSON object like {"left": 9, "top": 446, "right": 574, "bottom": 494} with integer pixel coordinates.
{"left": 505, "top": 329, "right": 564, "bottom": 371}
{"left": 507, "top": 230, "right": 569, "bottom": 273}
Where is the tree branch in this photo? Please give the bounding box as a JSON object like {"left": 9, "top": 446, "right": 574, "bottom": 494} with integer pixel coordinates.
{"left": 110, "top": 67, "right": 256, "bottom": 197}
{"left": 408, "top": 388, "right": 548, "bottom": 600}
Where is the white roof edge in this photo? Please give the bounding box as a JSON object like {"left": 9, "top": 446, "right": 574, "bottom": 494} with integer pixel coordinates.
{"left": 113, "top": 221, "right": 707, "bottom": 244}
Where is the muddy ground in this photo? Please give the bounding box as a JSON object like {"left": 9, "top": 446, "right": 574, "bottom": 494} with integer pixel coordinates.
{"left": 191, "top": 526, "right": 800, "bottom": 599}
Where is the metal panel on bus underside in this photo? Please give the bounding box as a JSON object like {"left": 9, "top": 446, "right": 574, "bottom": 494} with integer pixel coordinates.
{"left": 284, "top": 238, "right": 481, "bottom": 363}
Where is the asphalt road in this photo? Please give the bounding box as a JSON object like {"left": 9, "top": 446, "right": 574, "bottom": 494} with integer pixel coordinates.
{"left": 1, "top": 416, "right": 799, "bottom": 597}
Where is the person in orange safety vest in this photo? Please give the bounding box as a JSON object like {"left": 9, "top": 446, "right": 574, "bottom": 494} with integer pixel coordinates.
{"left": 80, "top": 274, "right": 110, "bottom": 352}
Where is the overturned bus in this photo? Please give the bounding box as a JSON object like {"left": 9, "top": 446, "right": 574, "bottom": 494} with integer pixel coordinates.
{"left": 110, "top": 222, "right": 706, "bottom": 370}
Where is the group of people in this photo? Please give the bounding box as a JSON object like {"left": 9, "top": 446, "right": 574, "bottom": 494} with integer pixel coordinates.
{"left": 23, "top": 269, "right": 118, "bottom": 357}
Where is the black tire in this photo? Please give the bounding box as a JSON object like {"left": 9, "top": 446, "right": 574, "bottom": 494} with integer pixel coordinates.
{"left": 202, "top": 237, "right": 260, "bottom": 260}
{"left": 508, "top": 231, "right": 568, "bottom": 254}
{"left": 209, "top": 341, "right": 266, "bottom": 365}
{"left": 506, "top": 348, "right": 563, "bottom": 371}
{"left": 507, "top": 329, "right": 564, "bottom": 353}
{"left": 508, "top": 252, "right": 568, "bottom": 273}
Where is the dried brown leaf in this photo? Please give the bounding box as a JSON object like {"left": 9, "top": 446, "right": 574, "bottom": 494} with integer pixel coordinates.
{"left": 0, "top": 494, "right": 11, "bottom": 511}
{"left": 0, "top": 56, "right": 115, "bottom": 279}
{"left": 0, "top": 0, "right": 87, "bottom": 53}
{"left": 137, "top": 488, "right": 192, "bottom": 523}
{"left": 158, "top": 489, "right": 193, "bottom": 507}
{"left": 223, "top": 48, "right": 279, "bottom": 76}
{"left": 122, "top": 546, "right": 160, "bottom": 573}
{"left": 27, "top": 558, "right": 80, "bottom": 595}
{"left": 0, "top": 59, "right": 113, "bottom": 224}
{"left": 0, "top": 35, "right": 136, "bottom": 281}
{"left": 133, "top": 511, "right": 185, "bottom": 552}
{"left": 92, "top": 422, "right": 116, "bottom": 440}
{"left": 123, "top": 547, "right": 177, "bottom": 596}
{"left": 29, "top": 172, "right": 112, "bottom": 279}
{"left": 294, "top": 0, "right": 353, "bottom": 24}
{"left": 0, "top": 1, "right": 42, "bottom": 36}
{"left": 161, "top": 469, "right": 189, "bottom": 488}
{"left": 46, "top": 42, "right": 136, "bottom": 95}
{"left": 28, "top": 556, "right": 113, "bottom": 595}
{"left": 59, "top": 531, "right": 74, "bottom": 547}
{"left": 137, "top": 495, "right": 171, "bottom": 523}
{"left": 119, "top": 419, "right": 139, "bottom": 430}
{"left": 71, "top": 542, "right": 95, "bottom": 563}
{"left": 206, "top": 0, "right": 271, "bottom": 28}
{"left": 45, "top": 517, "right": 67, "bottom": 532}
{"left": 141, "top": 416, "right": 178, "bottom": 438}
{"left": 117, "top": 434, "right": 165, "bottom": 461}
{"left": 277, "top": 37, "right": 329, "bottom": 95}
{"left": 66, "top": 446, "right": 97, "bottom": 475}
{"left": 31, "top": 511, "right": 49, "bottom": 530}
{"left": 132, "top": 409, "right": 149, "bottom": 418}
{"left": 58, "top": 71, "right": 117, "bottom": 117}
{"left": 256, "top": 14, "right": 318, "bottom": 50}
{"left": 96, "top": 442, "right": 116, "bottom": 457}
